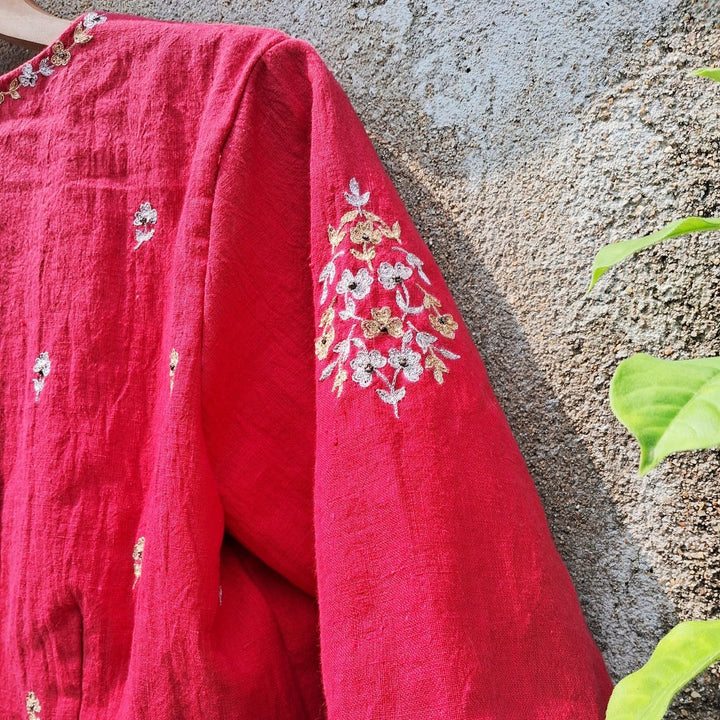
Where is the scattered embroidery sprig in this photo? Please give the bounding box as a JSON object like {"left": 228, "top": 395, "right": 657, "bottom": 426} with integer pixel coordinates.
{"left": 169, "top": 348, "right": 178, "bottom": 395}
{"left": 133, "top": 201, "right": 158, "bottom": 249}
{"left": 316, "top": 177, "right": 461, "bottom": 418}
{"left": 132, "top": 536, "right": 145, "bottom": 590}
{"left": 25, "top": 690, "right": 41, "bottom": 719}
{"left": 32, "top": 351, "right": 51, "bottom": 403}
{"left": 0, "top": 12, "right": 107, "bottom": 108}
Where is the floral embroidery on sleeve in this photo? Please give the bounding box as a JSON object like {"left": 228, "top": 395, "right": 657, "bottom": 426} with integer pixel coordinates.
{"left": 315, "top": 178, "right": 461, "bottom": 418}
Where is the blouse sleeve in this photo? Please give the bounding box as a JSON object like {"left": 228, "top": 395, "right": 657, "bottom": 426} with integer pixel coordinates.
{"left": 204, "top": 33, "right": 614, "bottom": 719}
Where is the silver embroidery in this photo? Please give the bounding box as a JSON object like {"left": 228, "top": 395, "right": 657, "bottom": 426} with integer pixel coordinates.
{"left": 32, "top": 351, "right": 51, "bottom": 402}
{"left": 132, "top": 536, "right": 145, "bottom": 589}
{"left": 133, "top": 201, "right": 157, "bottom": 249}
{"left": 26, "top": 691, "right": 41, "bottom": 719}
{"left": 83, "top": 11, "right": 107, "bottom": 29}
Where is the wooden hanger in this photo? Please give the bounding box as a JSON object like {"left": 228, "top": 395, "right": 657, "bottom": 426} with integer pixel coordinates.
{"left": 0, "top": 1, "right": 73, "bottom": 53}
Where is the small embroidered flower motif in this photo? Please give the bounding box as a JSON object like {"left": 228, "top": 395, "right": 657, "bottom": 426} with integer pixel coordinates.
{"left": 316, "top": 178, "right": 462, "bottom": 417}
{"left": 133, "top": 201, "right": 158, "bottom": 249}
{"left": 32, "top": 351, "right": 51, "bottom": 402}
{"left": 378, "top": 261, "right": 412, "bottom": 290}
{"left": 25, "top": 691, "right": 41, "bottom": 719}
{"left": 429, "top": 312, "right": 459, "bottom": 339}
{"left": 350, "top": 348, "right": 387, "bottom": 387}
{"left": 132, "top": 536, "right": 145, "bottom": 589}
{"left": 388, "top": 346, "right": 423, "bottom": 382}
{"left": 335, "top": 267, "right": 373, "bottom": 299}
{"left": 169, "top": 348, "right": 179, "bottom": 394}
{"left": 361, "top": 306, "right": 404, "bottom": 339}
{"left": 218, "top": 584, "right": 223, "bottom": 605}
{"left": 18, "top": 64, "right": 39, "bottom": 87}
{"left": 49, "top": 41, "right": 72, "bottom": 66}
{"left": 350, "top": 219, "right": 382, "bottom": 247}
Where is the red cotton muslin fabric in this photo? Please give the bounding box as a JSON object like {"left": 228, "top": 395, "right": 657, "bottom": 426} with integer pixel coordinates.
{"left": 0, "top": 7, "right": 613, "bottom": 719}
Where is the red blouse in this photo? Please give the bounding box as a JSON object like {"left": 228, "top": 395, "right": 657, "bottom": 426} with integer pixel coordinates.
{"left": 0, "top": 8, "right": 613, "bottom": 719}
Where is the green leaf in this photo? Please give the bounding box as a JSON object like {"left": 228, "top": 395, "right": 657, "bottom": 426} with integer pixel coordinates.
{"left": 605, "top": 620, "right": 720, "bottom": 720}
{"left": 586, "top": 216, "right": 720, "bottom": 293}
{"left": 609, "top": 353, "right": 720, "bottom": 476}
{"left": 688, "top": 67, "right": 720, "bottom": 82}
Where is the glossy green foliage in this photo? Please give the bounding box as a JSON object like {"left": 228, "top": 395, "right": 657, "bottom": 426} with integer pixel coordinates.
{"left": 605, "top": 621, "right": 720, "bottom": 720}
{"left": 609, "top": 353, "right": 720, "bottom": 476}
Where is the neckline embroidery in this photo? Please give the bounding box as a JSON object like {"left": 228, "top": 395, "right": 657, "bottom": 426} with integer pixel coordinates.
{"left": 0, "top": 9, "right": 107, "bottom": 109}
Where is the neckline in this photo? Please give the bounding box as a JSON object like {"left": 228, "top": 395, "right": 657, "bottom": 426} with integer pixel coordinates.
{"left": 0, "top": 8, "right": 107, "bottom": 102}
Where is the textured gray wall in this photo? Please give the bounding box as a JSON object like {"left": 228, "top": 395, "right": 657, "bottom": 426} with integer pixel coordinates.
{"left": 3, "top": 1, "right": 720, "bottom": 717}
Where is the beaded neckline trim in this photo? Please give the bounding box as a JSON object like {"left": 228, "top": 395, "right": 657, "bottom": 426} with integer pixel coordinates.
{"left": 0, "top": 10, "right": 107, "bottom": 108}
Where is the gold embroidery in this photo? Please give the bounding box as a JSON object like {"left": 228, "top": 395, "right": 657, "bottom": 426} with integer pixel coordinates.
{"left": 132, "top": 536, "right": 145, "bottom": 589}
{"left": 0, "top": 12, "right": 107, "bottom": 108}
{"left": 169, "top": 349, "right": 179, "bottom": 394}
{"left": 361, "top": 306, "right": 404, "bottom": 339}
{"left": 316, "top": 177, "right": 461, "bottom": 418}
{"left": 429, "top": 312, "right": 459, "bottom": 339}
{"left": 25, "top": 691, "right": 41, "bottom": 719}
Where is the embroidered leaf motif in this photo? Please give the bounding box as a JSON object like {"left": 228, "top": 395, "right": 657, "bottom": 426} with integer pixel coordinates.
{"left": 344, "top": 177, "right": 370, "bottom": 210}
{"left": 316, "top": 178, "right": 462, "bottom": 417}
{"left": 435, "top": 346, "right": 461, "bottom": 360}
{"left": 37, "top": 58, "right": 54, "bottom": 77}
{"left": 319, "top": 359, "right": 338, "bottom": 381}
{"left": 8, "top": 77, "right": 20, "bottom": 99}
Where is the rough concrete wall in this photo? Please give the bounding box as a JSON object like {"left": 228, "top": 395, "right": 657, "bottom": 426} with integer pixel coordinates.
{"left": 3, "top": 0, "right": 720, "bottom": 717}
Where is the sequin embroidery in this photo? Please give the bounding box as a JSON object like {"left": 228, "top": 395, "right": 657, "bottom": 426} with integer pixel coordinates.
{"left": 0, "top": 12, "right": 107, "bottom": 108}
{"left": 316, "top": 178, "right": 461, "bottom": 417}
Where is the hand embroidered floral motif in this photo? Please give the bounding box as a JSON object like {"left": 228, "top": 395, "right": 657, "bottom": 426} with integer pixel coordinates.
{"left": 169, "top": 348, "right": 179, "bottom": 395}
{"left": 25, "top": 691, "right": 41, "bottom": 719}
{"left": 316, "top": 177, "right": 461, "bottom": 418}
{"left": 133, "top": 201, "right": 157, "bottom": 249}
{"left": 32, "top": 351, "right": 51, "bottom": 403}
{"left": 0, "top": 12, "right": 107, "bottom": 107}
{"left": 132, "top": 536, "right": 145, "bottom": 589}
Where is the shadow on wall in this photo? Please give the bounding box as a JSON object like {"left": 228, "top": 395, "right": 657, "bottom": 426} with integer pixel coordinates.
{"left": 382, "top": 152, "right": 677, "bottom": 683}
